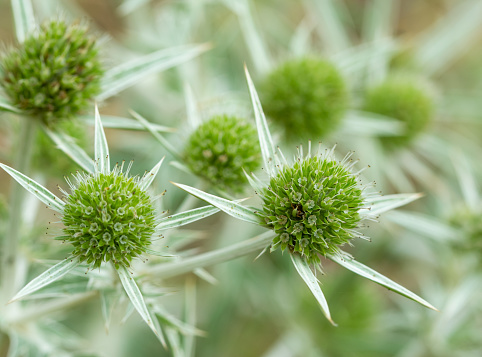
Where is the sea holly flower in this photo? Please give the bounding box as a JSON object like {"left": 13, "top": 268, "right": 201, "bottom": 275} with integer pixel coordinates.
{"left": 0, "top": 20, "right": 103, "bottom": 124}
{"left": 172, "top": 67, "right": 437, "bottom": 324}
{"left": 259, "top": 57, "right": 348, "bottom": 140}
{"left": 363, "top": 77, "right": 433, "bottom": 149}
{"left": 183, "top": 114, "right": 261, "bottom": 192}
{"left": 0, "top": 107, "right": 221, "bottom": 344}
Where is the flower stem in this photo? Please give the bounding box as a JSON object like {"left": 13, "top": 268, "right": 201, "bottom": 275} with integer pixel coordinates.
{"left": 1, "top": 117, "right": 37, "bottom": 303}
{"left": 144, "top": 230, "right": 274, "bottom": 279}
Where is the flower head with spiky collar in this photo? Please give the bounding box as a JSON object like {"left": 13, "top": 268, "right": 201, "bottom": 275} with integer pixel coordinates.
{"left": 172, "top": 67, "right": 437, "bottom": 324}
{"left": 258, "top": 145, "right": 367, "bottom": 265}
{"left": 0, "top": 20, "right": 103, "bottom": 124}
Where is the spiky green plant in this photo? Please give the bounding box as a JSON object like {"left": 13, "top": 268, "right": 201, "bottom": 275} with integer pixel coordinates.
{"left": 260, "top": 57, "right": 348, "bottom": 140}
{"left": 0, "top": 20, "right": 103, "bottom": 123}
{"left": 184, "top": 114, "right": 260, "bottom": 192}
{"left": 363, "top": 78, "right": 433, "bottom": 148}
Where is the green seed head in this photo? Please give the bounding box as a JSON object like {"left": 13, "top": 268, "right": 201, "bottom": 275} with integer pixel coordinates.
{"left": 260, "top": 57, "right": 348, "bottom": 140}
{"left": 33, "top": 119, "right": 89, "bottom": 176}
{"left": 61, "top": 165, "right": 156, "bottom": 270}
{"left": 258, "top": 149, "right": 365, "bottom": 265}
{"left": 0, "top": 20, "right": 103, "bottom": 124}
{"left": 450, "top": 206, "right": 482, "bottom": 253}
{"left": 184, "top": 115, "right": 261, "bottom": 192}
{"left": 363, "top": 78, "right": 433, "bottom": 148}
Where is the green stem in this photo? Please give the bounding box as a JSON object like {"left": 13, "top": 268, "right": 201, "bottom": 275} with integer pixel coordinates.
{"left": 1, "top": 117, "right": 37, "bottom": 303}
{"left": 144, "top": 231, "right": 274, "bottom": 279}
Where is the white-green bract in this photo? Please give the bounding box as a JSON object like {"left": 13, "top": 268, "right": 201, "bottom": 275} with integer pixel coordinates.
{"left": 172, "top": 66, "right": 437, "bottom": 325}
{"left": 0, "top": 106, "right": 222, "bottom": 346}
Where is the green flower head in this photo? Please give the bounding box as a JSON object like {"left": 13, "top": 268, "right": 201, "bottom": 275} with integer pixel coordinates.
{"left": 258, "top": 146, "right": 365, "bottom": 265}
{"left": 184, "top": 114, "right": 261, "bottom": 192}
{"left": 363, "top": 78, "right": 433, "bottom": 148}
{"left": 260, "top": 57, "right": 348, "bottom": 140}
{"left": 0, "top": 20, "right": 103, "bottom": 124}
{"left": 61, "top": 163, "right": 157, "bottom": 270}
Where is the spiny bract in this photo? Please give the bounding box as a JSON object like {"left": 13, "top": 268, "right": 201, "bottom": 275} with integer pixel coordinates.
{"left": 184, "top": 114, "right": 261, "bottom": 192}
{"left": 363, "top": 78, "right": 433, "bottom": 148}
{"left": 260, "top": 57, "right": 348, "bottom": 140}
{"left": 0, "top": 20, "right": 103, "bottom": 124}
{"left": 61, "top": 164, "right": 156, "bottom": 270}
{"left": 258, "top": 151, "right": 364, "bottom": 265}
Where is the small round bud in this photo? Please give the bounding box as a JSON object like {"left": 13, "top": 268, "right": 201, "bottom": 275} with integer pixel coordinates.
{"left": 62, "top": 170, "right": 156, "bottom": 269}
{"left": 259, "top": 57, "right": 348, "bottom": 140}
{"left": 184, "top": 115, "right": 261, "bottom": 192}
{"left": 258, "top": 152, "right": 364, "bottom": 264}
{"left": 0, "top": 20, "right": 103, "bottom": 124}
{"left": 363, "top": 78, "right": 433, "bottom": 148}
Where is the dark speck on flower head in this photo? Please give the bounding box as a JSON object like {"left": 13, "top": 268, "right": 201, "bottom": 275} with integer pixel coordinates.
{"left": 258, "top": 147, "right": 365, "bottom": 265}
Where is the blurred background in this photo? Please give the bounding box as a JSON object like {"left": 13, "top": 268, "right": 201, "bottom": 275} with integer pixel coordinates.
{"left": 1, "top": 0, "right": 482, "bottom": 356}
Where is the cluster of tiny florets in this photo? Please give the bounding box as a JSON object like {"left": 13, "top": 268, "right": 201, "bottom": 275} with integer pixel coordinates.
{"left": 184, "top": 115, "right": 261, "bottom": 192}
{"left": 450, "top": 206, "right": 482, "bottom": 254}
{"left": 259, "top": 57, "right": 348, "bottom": 140}
{"left": 363, "top": 78, "right": 433, "bottom": 148}
{"left": 258, "top": 151, "right": 364, "bottom": 265}
{"left": 0, "top": 20, "right": 103, "bottom": 124}
{"left": 61, "top": 165, "right": 156, "bottom": 270}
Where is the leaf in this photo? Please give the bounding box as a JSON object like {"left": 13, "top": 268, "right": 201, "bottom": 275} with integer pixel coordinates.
{"left": 244, "top": 65, "right": 277, "bottom": 176}
{"left": 94, "top": 105, "right": 110, "bottom": 174}
{"left": 156, "top": 205, "right": 220, "bottom": 231}
{"left": 9, "top": 258, "right": 79, "bottom": 303}
{"left": 184, "top": 83, "right": 201, "bottom": 132}
{"left": 414, "top": 0, "right": 482, "bottom": 75}
{"left": 327, "top": 253, "right": 438, "bottom": 311}
{"left": 171, "top": 182, "right": 260, "bottom": 225}
{"left": 305, "top": 0, "right": 351, "bottom": 52}
{"left": 193, "top": 268, "right": 218, "bottom": 285}
{"left": 130, "top": 110, "right": 181, "bottom": 159}
{"left": 0, "top": 163, "right": 65, "bottom": 213}
{"left": 100, "top": 289, "right": 118, "bottom": 333}
{"left": 11, "top": 0, "right": 35, "bottom": 43}
{"left": 117, "top": 265, "right": 166, "bottom": 347}
{"left": 341, "top": 110, "right": 405, "bottom": 137}
{"left": 290, "top": 254, "right": 335, "bottom": 325}
{"left": 42, "top": 126, "right": 94, "bottom": 174}
{"left": 0, "top": 96, "right": 21, "bottom": 113}
{"left": 97, "top": 44, "right": 210, "bottom": 101}
{"left": 78, "top": 115, "right": 175, "bottom": 133}
{"left": 363, "top": 193, "right": 423, "bottom": 217}
{"left": 138, "top": 157, "right": 164, "bottom": 191}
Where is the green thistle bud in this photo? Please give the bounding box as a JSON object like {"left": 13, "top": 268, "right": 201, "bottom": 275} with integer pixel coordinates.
{"left": 260, "top": 58, "right": 348, "bottom": 140}
{"left": 363, "top": 78, "right": 433, "bottom": 148}
{"left": 0, "top": 20, "right": 103, "bottom": 124}
{"left": 184, "top": 115, "right": 261, "bottom": 192}
{"left": 450, "top": 206, "right": 482, "bottom": 253}
{"left": 61, "top": 164, "right": 156, "bottom": 270}
{"left": 258, "top": 148, "right": 365, "bottom": 265}
{"left": 33, "top": 119, "right": 89, "bottom": 176}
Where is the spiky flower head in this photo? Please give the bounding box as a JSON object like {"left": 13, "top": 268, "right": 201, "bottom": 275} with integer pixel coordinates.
{"left": 184, "top": 114, "right": 261, "bottom": 192}
{"left": 0, "top": 20, "right": 103, "bottom": 124}
{"left": 259, "top": 57, "right": 348, "bottom": 140}
{"left": 258, "top": 147, "right": 365, "bottom": 265}
{"left": 450, "top": 206, "right": 482, "bottom": 254}
{"left": 61, "top": 163, "right": 156, "bottom": 270}
{"left": 363, "top": 78, "right": 433, "bottom": 148}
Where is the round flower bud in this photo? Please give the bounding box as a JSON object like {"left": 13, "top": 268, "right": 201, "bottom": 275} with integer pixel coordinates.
{"left": 62, "top": 168, "right": 156, "bottom": 270}
{"left": 258, "top": 152, "right": 364, "bottom": 265}
{"left": 0, "top": 20, "right": 103, "bottom": 124}
{"left": 259, "top": 57, "right": 348, "bottom": 140}
{"left": 450, "top": 206, "right": 482, "bottom": 254}
{"left": 32, "top": 119, "right": 89, "bottom": 176}
{"left": 363, "top": 78, "right": 433, "bottom": 148}
{"left": 184, "top": 115, "right": 261, "bottom": 192}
